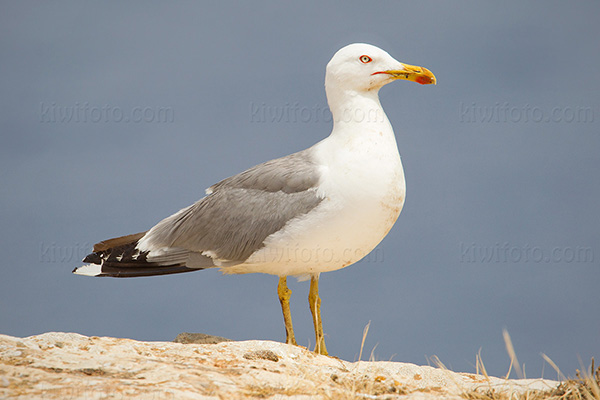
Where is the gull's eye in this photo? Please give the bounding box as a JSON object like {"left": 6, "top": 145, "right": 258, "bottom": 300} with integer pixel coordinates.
{"left": 360, "top": 55, "right": 372, "bottom": 64}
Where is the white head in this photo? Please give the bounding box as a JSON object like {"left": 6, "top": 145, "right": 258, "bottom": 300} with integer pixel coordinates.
{"left": 325, "top": 43, "right": 436, "bottom": 94}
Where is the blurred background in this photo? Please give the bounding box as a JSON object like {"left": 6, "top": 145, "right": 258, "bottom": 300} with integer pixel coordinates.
{"left": 1, "top": 1, "right": 598, "bottom": 378}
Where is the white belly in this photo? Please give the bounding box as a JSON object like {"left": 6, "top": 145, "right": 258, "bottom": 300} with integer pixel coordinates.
{"left": 226, "top": 125, "right": 405, "bottom": 278}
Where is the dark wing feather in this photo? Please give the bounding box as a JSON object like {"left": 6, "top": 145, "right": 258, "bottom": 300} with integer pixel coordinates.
{"left": 76, "top": 148, "right": 324, "bottom": 277}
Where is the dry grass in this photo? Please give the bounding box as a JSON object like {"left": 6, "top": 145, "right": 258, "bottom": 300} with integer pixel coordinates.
{"left": 325, "top": 375, "right": 409, "bottom": 399}
{"left": 330, "top": 327, "right": 600, "bottom": 400}
{"left": 458, "top": 359, "right": 599, "bottom": 400}
{"left": 457, "top": 330, "right": 599, "bottom": 400}
{"left": 542, "top": 358, "right": 600, "bottom": 400}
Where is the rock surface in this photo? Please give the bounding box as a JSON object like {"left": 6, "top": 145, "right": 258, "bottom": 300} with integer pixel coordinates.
{"left": 173, "top": 332, "right": 233, "bottom": 345}
{"left": 0, "top": 332, "right": 558, "bottom": 399}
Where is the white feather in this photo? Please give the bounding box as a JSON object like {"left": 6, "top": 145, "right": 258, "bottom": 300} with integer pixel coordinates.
{"left": 73, "top": 264, "right": 103, "bottom": 277}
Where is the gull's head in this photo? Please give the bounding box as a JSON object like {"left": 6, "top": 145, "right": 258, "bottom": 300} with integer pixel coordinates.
{"left": 325, "top": 43, "right": 436, "bottom": 93}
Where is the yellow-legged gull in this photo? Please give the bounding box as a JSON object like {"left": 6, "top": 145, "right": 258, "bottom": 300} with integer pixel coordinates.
{"left": 73, "top": 43, "right": 436, "bottom": 355}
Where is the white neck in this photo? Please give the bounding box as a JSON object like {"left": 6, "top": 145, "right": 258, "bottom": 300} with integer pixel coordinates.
{"left": 325, "top": 85, "right": 391, "bottom": 137}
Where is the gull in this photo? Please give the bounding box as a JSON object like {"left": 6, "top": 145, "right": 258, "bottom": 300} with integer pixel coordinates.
{"left": 73, "top": 43, "right": 436, "bottom": 355}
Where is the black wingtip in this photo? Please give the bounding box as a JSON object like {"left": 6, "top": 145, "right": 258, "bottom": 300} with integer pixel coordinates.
{"left": 82, "top": 252, "right": 102, "bottom": 264}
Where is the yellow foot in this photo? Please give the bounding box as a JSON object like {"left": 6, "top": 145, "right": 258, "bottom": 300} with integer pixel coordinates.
{"left": 277, "top": 276, "right": 297, "bottom": 346}
{"left": 309, "top": 275, "right": 328, "bottom": 356}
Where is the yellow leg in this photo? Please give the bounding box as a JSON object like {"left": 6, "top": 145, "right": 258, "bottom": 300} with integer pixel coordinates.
{"left": 309, "top": 274, "right": 328, "bottom": 355}
{"left": 277, "top": 276, "right": 297, "bottom": 346}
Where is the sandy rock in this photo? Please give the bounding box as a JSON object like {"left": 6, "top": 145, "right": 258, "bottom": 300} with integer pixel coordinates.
{"left": 173, "top": 332, "right": 233, "bottom": 345}
{"left": 0, "top": 332, "right": 559, "bottom": 399}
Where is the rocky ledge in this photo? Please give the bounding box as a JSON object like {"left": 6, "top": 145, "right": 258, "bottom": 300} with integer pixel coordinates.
{"left": 0, "top": 332, "right": 558, "bottom": 399}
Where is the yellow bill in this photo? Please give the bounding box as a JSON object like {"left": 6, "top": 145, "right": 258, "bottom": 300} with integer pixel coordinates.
{"left": 374, "top": 63, "right": 436, "bottom": 85}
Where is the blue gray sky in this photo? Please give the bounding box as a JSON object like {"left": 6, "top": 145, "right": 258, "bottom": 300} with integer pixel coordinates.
{"left": 1, "top": 1, "right": 598, "bottom": 378}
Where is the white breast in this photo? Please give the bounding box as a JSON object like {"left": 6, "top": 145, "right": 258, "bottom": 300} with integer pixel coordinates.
{"left": 236, "top": 115, "right": 405, "bottom": 278}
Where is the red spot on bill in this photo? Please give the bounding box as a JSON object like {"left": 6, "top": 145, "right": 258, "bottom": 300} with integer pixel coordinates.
{"left": 416, "top": 75, "right": 434, "bottom": 85}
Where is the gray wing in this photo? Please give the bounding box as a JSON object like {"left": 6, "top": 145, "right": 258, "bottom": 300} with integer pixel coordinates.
{"left": 207, "top": 148, "right": 321, "bottom": 194}
{"left": 138, "top": 149, "right": 323, "bottom": 264}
